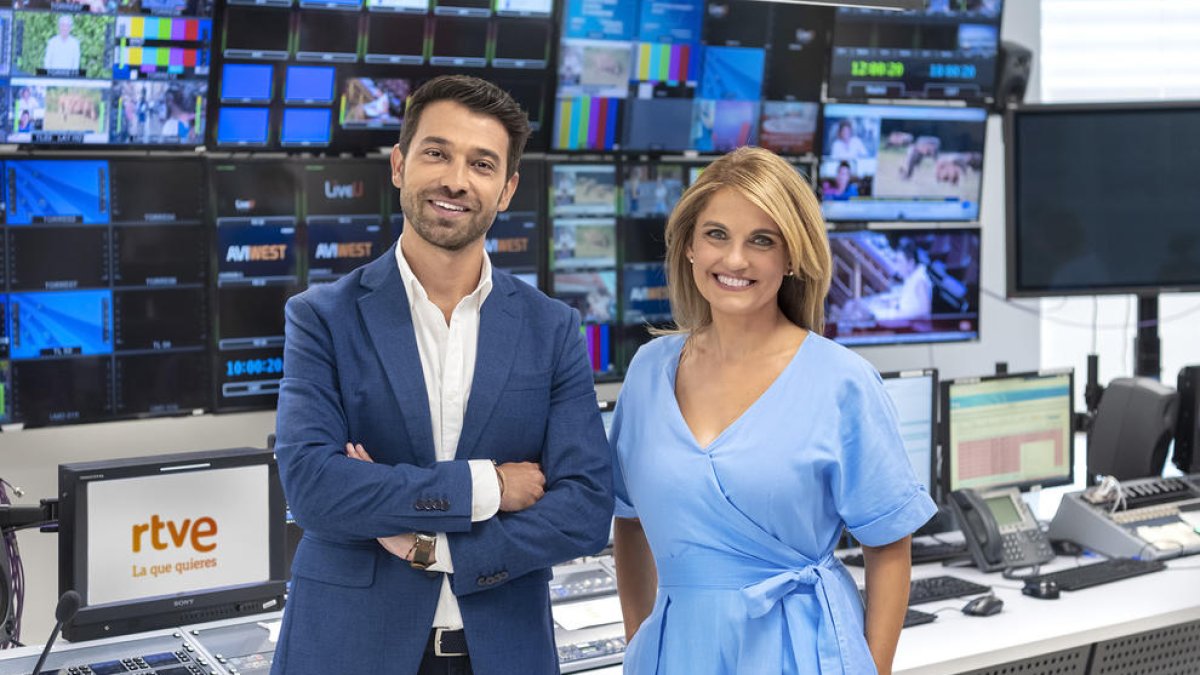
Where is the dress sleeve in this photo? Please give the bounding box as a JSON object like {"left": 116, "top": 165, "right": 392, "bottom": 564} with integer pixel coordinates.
{"left": 611, "top": 392, "right": 638, "bottom": 520}
{"left": 832, "top": 363, "right": 937, "bottom": 547}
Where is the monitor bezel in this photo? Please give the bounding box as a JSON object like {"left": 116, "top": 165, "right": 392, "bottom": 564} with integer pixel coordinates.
{"left": 880, "top": 367, "right": 939, "bottom": 502}
{"left": 1004, "top": 100, "right": 1200, "bottom": 298}
{"left": 938, "top": 368, "right": 1076, "bottom": 496}
{"left": 58, "top": 447, "right": 287, "bottom": 642}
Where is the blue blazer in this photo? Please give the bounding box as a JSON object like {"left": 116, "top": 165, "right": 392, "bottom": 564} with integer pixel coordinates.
{"left": 271, "top": 245, "right": 614, "bottom": 675}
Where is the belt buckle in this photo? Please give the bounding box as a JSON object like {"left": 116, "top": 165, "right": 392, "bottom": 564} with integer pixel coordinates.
{"left": 434, "top": 628, "right": 466, "bottom": 658}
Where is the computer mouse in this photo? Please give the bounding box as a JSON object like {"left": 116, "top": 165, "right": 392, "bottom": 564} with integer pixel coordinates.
{"left": 962, "top": 594, "right": 1004, "bottom": 616}
{"left": 1022, "top": 579, "right": 1061, "bottom": 600}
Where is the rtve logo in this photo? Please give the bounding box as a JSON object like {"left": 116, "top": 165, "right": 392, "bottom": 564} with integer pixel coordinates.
{"left": 226, "top": 244, "right": 288, "bottom": 262}
{"left": 324, "top": 180, "right": 364, "bottom": 199}
{"left": 132, "top": 515, "right": 218, "bottom": 553}
{"left": 314, "top": 242, "right": 373, "bottom": 260}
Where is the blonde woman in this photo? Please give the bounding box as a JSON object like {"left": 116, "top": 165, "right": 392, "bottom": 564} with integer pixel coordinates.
{"left": 611, "top": 147, "right": 936, "bottom": 674}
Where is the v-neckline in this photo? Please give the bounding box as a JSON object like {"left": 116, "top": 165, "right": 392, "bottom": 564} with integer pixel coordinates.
{"left": 666, "top": 332, "right": 810, "bottom": 453}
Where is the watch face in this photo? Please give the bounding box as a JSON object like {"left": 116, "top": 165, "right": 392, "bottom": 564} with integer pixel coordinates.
{"left": 411, "top": 533, "right": 438, "bottom": 569}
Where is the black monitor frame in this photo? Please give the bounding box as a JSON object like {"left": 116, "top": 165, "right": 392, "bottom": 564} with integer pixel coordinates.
{"left": 938, "top": 368, "right": 1076, "bottom": 496}
{"left": 880, "top": 367, "right": 939, "bottom": 501}
{"left": 59, "top": 447, "right": 287, "bottom": 642}
{"left": 1004, "top": 100, "right": 1200, "bottom": 298}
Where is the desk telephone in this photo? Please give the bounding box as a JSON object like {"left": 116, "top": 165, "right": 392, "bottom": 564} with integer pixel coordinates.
{"left": 949, "top": 487, "right": 1054, "bottom": 573}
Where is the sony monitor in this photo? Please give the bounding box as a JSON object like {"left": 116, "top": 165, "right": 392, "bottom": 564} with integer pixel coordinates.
{"left": 58, "top": 447, "right": 287, "bottom": 641}
{"left": 824, "top": 227, "right": 981, "bottom": 346}
{"left": 940, "top": 369, "right": 1075, "bottom": 494}
{"left": 1007, "top": 102, "right": 1200, "bottom": 297}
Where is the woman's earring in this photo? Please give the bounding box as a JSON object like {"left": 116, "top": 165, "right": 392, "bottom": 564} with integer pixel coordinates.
{"left": 688, "top": 257, "right": 694, "bottom": 264}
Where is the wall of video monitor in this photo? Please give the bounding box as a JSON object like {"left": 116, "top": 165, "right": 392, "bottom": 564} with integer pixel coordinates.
{"left": 0, "top": 0, "right": 1006, "bottom": 427}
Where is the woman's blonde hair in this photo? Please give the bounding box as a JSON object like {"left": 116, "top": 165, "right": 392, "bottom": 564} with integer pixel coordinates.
{"left": 662, "top": 146, "right": 832, "bottom": 333}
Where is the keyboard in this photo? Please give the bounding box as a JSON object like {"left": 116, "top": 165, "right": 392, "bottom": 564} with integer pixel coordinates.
{"left": 840, "top": 540, "right": 970, "bottom": 568}
{"left": 904, "top": 608, "right": 937, "bottom": 628}
{"left": 1025, "top": 557, "right": 1167, "bottom": 591}
{"left": 908, "top": 575, "right": 992, "bottom": 605}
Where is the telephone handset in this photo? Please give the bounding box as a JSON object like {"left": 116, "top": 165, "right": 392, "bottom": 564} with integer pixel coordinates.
{"left": 949, "top": 487, "right": 1054, "bottom": 573}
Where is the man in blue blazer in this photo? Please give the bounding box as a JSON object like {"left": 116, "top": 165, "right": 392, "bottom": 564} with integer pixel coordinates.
{"left": 271, "top": 76, "right": 614, "bottom": 675}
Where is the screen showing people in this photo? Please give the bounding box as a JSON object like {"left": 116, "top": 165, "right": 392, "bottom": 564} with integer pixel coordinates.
{"left": 825, "top": 227, "right": 980, "bottom": 346}
{"left": 820, "top": 103, "right": 987, "bottom": 222}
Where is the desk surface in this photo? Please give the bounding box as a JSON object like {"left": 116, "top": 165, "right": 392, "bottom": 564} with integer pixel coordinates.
{"left": 870, "top": 554, "right": 1200, "bottom": 675}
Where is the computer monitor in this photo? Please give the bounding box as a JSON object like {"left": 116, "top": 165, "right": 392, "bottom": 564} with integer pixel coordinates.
{"left": 819, "top": 103, "right": 987, "bottom": 222}
{"left": 824, "top": 227, "right": 981, "bottom": 346}
{"left": 940, "top": 369, "right": 1075, "bottom": 494}
{"left": 1006, "top": 103, "right": 1200, "bottom": 297}
{"left": 599, "top": 399, "right": 616, "bottom": 439}
{"left": 880, "top": 369, "right": 937, "bottom": 496}
{"left": 58, "top": 447, "right": 287, "bottom": 641}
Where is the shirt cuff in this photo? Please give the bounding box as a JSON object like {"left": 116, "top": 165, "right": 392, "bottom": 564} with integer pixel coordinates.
{"left": 468, "top": 459, "right": 501, "bottom": 522}
{"left": 427, "top": 534, "right": 453, "bottom": 574}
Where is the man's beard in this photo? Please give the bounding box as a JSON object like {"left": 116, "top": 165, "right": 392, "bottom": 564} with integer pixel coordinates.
{"left": 400, "top": 187, "right": 496, "bottom": 252}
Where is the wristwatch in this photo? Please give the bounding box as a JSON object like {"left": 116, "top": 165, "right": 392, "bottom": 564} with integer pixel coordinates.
{"left": 409, "top": 532, "right": 437, "bottom": 570}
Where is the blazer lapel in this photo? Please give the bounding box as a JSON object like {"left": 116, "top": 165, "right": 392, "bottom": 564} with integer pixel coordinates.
{"left": 357, "top": 247, "right": 437, "bottom": 466}
{"left": 457, "top": 271, "right": 523, "bottom": 460}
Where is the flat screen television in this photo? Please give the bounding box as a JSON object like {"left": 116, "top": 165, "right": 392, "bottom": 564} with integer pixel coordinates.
{"left": 59, "top": 447, "right": 287, "bottom": 641}
{"left": 1006, "top": 102, "right": 1200, "bottom": 297}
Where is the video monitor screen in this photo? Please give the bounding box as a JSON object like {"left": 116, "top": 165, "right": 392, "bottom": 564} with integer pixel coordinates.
{"left": 498, "top": 78, "right": 546, "bottom": 134}
{"left": 300, "top": 0, "right": 362, "bottom": 9}
{"left": 942, "top": 369, "right": 1074, "bottom": 493}
{"left": 366, "top": 0, "right": 428, "bottom": 13}
{"left": 296, "top": 10, "right": 360, "bottom": 62}
{"left": 110, "top": 80, "right": 207, "bottom": 145}
{"left": 563, "top": 0, "right": 638, "bottom": 41}
{"left": 622, "top": 164, "right": 683, "bottom": 218}
{"left": 486, "top": 215, "right": 539, "bottom": 272}
{"left": 637, "top": 0, "right": 702, "bottom": 44}
{"left": 580, "top": 321, "right": 615, "bottom": 375}
{"left": 495, "top": 0, "right": 551, "bottom": 18}
{"left": 552, "top": 218, "right": 615, "bottom": 271}
{"left": 691, "top": 99, "right": 758, "bottom": 152}
{"left": 12, "top": 11, "right": 115, "bottom": 79}
{"left": 558, "top": 38, "right": 633, "bottom": 99}
{"left": 115, "top": 350, "right": 209, "bottom": 415}
{"left": 699, "top": 46, "right": 765, "bottom": 101}
{"left": 110, "top": 159, "right": 205, "bottom": 224}
{"left": 307, "top": 222, "right": 387, "bottom": 281}
{"left": 280, "top": 107, "right": 332, "bottom": 146}
{"left": 217, "top": 285, "right": 295, "bottom": 347}
{"left": 364, "top": 14, "right": 426, "bottom": 63}
{"left": 217, "top": 345, "right": 285, "bottom": 401}
{"left": 622, "top": 262, "right": 669, "bottom": 325}
{"left": 111, "top": 16, "right": 213, "bottom": 80}
{"left": 8, "top": 290, "right": 114, "bottom": 359}
{"left": 58, "top": 448, "right": 284, "bottom": 640}
{"left": 762, "top": 3, "right": 831, "bottom": 102}
{"left": 216, "top": 106, "right": 270, "bottom": 146}
{"left": 824, "top": 227, "right": 980, "bottom": 346}
{"left": 1009, "top": 105, "right": 1200, "bottom": 296}
{"left": 216, "top": 223, "right": 299, "bottom": 284}
{"left": 493, "top": 18, "right": 550, "bottom": 69}
{"left": 11, "top": 356, "right": 112, "bottom": 426}
{"left": 6, "top": 159, "right": 110, "bottom": 224}
{"left": 7, "top": 226, "right": 109, "bottom": 291}
{"left": 111, "top": 225, "right": 207, "bottom": 286}
{"left": 759, "top": 101, "right": 818, "bottom": 156}
{"left": 552, "top": 164, "right": 617, "bottom": 216}
{"left": 113, "top": 287, "right": 206, "bottom": 350}
{"left": 881, "top": 369, "right": 936, "bottom": 494}
{"left": 829, "top": 1, "right": 1002, "bottom": 102}
{"left": 622, "top": 96, "right": 693, "bottom": 153}
{"left": 340, "top": 77, "right": 410, "bottom": 129}
{"left": 819, "top": 103, "right": 987, "bottom": 222}
{"left": 631, "top": 43, "right": 698, "bottom": 85}
{"left": 223, "top": 7, "right": 290, "bottom": 59}
{"left": 553, "top": 269, "right": 616, "bottom": 324}
{"left": 554, "top": 95, "right": 621, "bottom": 151}
{"left": 121, "top": 0, "right": 215, "bottom": 18}
{"left": 433, "top": 0, "right": 491, "bottom": 17}
{"left": 506, "top": 157, "right": 543, "bottom": 213}
{"left": 284, "top": 65, "right": 335, "bottom": 104}
{"left": 621, "top": 217, "right": 667, "bottom": 263}
{"left": 704, "top": 0, "right": 769, "bottom": 48}
{"left": 7, "top": 78, "right": 111, "bottom": 144}
{"left": 302, "top": 161, "right": 386, "bottom": 218}
{"left": 429, "top": 16, "right": 488, "bottom": 67}
{"left": 211, "top": 161, "right": 297, "bottom": 222}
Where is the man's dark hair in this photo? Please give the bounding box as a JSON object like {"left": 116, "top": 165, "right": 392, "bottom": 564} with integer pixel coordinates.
{"left": 397, "top": 76, "right": 531, "bottom": 180}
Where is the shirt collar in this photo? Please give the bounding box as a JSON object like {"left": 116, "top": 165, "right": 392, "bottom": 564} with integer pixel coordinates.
{"left": 394, "top": 232, "right": 493, "bottom": 310}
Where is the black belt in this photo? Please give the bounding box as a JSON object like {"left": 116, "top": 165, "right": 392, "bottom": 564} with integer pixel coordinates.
{"left": 427, "top": 628, "right": 469, "bottom": 658}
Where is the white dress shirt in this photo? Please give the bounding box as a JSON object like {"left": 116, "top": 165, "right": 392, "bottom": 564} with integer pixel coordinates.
{"left": 394, "top": 235, "right": 502, "bottom": 630}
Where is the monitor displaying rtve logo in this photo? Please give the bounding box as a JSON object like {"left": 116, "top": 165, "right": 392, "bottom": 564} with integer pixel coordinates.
{"left": 132, "top": 515, "right": 218, "bottom": 553}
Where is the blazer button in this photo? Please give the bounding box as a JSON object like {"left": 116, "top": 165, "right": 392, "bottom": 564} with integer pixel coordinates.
{"left": 438, "top": 499, "right": 449, "bottom": 510}
{"left": 477, "top": 577, "right": 487, "bottom": 587}
{"left": 499, "top": 571, "right": 509, "bottom": 580}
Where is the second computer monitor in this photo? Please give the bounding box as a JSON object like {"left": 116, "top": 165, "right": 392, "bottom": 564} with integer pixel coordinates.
{"left": 941, "top": 369, "right": 1075, "bottom": 494}
{"left": 881, "top": 369, "right": 937, "bottom": 497}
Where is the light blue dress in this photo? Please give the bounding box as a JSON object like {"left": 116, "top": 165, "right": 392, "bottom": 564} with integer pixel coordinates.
{"left": 612, "top": 333, "right": 937, "bottom": 675}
